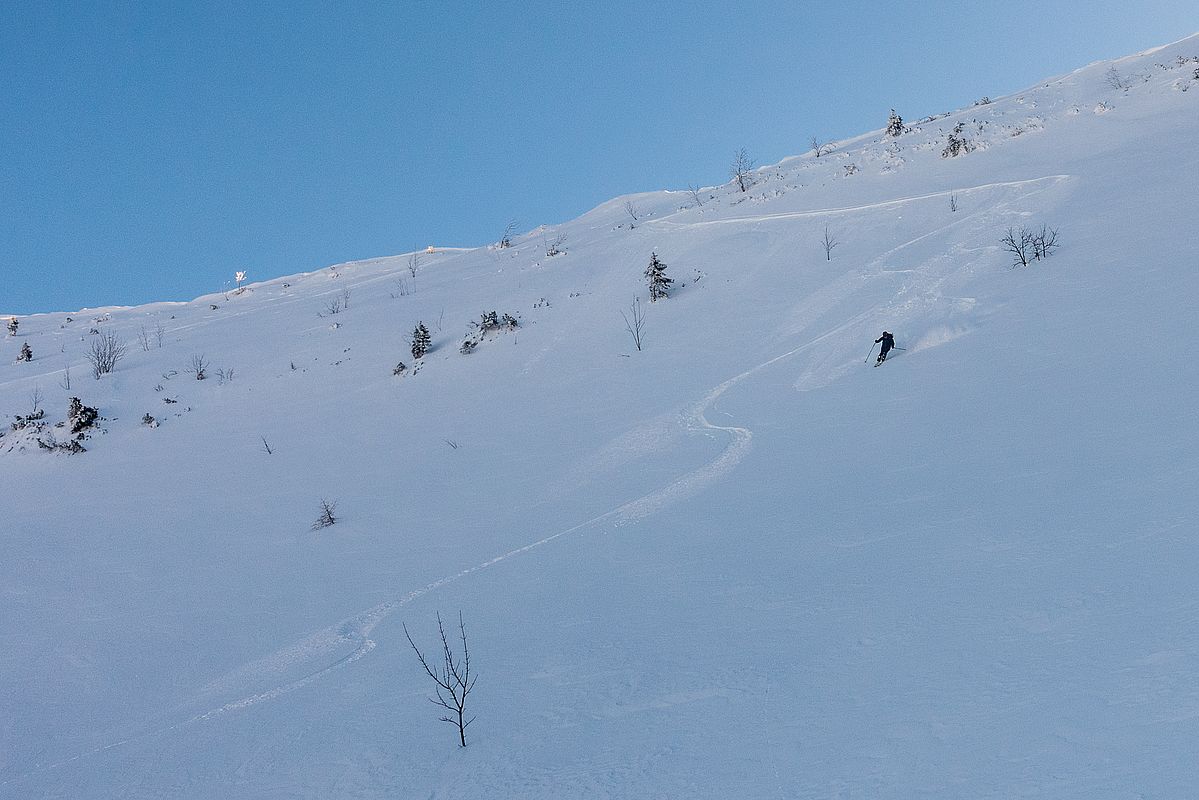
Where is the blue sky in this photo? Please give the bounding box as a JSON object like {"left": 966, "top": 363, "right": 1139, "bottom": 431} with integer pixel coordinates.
{"left": 2, "top": 1, "right": 1195, "bottom": 314}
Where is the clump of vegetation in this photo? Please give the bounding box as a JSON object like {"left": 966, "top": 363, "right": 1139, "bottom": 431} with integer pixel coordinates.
{"left": 942, "top": 122, "right": 976, "bottom": 158}
{"left": 68, "top": 397, "right": 99, "bottom": 435}
{"left": 459, "top": 311, "right": 518, "bottom": 354}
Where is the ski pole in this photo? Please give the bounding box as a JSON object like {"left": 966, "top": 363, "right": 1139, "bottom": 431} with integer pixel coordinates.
{"left": 864, "top": 342, "right": 877, "bottom": 363}
{"left": 893, "top": 346, "right": 906, "bottom": 351}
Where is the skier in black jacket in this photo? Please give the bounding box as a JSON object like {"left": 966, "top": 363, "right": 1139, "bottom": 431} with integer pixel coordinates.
{"left": 875, "top": 331, "right": 896, "bottom": 364}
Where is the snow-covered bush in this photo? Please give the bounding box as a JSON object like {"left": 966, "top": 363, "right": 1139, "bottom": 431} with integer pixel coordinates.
{"left": 10, "top": 408, "right": 45, "bottom": 431}
{"left": 17, "top": 343, "right": 32, "bottom": 362}
{"left": 68, "top": 397, "right": 99, "bottom": 435}
{"left": 942, "top": 122, "right": 975, "bottom": 158}
{"left": 36, "top": 433, "right": 85, "bottom": 455}
{"left": 460, "top": 311, "right": 519, "bottom": 354}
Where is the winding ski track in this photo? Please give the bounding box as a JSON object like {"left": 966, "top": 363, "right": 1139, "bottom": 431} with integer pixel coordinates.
{"left": 2, "top": 173, "right": 1073, "bottom": 786}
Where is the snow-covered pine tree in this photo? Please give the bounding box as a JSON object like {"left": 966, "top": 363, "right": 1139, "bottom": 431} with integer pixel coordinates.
{"left": 886, "top": 109, "right": 904, "bottom": 137}
{"left": 17, "top": 343, "right": 32, "bottom": 362}
{"left": 941, "top": 122, "right": 973, "bottom": 158}
{"left": 411, "top": 323, "right": 431, "bottom": 359}
{"left": 645, "top": 252, "right": 673, "bottom": 302}
{"left": 7, "top": 317, "right": 17, "bottom": 336}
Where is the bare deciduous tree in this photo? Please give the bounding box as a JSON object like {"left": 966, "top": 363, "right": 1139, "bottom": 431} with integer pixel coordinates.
{"left": 85, "top": 332, "right": 128, "bottom": 378}
{"left": 407, "top": 251, "right": 422, "bottom": 291}
{"left": 29, "top": 387, "right": 44, "bottom": 415}
{"left": 686, "top": 184, "right": 705, "bottom": 207}
{"left": 311, "top": 498, "right": 337, "bottom": 530}
{"left": 544, "top": 232, "right": 567, "bottom": 257}
{"left": 810, "top": 137, "right": 833, "bottom": 157}
{"left": 730, "top": 148, "right": 755, "bottom": 192}
{"left": 1001, "top": 226, "right": 1036, "bottom": 268}
{"left": 821, "top": 225, "right": 840, "bottom": 261}
{"left": 620, "top": 296, "right": 647, "bottom": 352}
{"left": 187, "top": 354, "right": 209, "bottom": 380}
{"left": 1031, "top": 225, "right": 1060, "bottom": 260}
{"left": 623, "top": 201, "right": 640, "bottom": 227}
{"left": 1105, "top": 66, "right": 1131, "bottom": 91}
{"left": 950, "top": 194, "right": 958, "bottom": 213}
{"left": 404, "top": 612, "right": 478, "bottom": 748}
{"left": 498, "top": 220, "right": 518, "bottom": 248}
{"left": 137, "top": 325, "right": 152, "bottom": 352}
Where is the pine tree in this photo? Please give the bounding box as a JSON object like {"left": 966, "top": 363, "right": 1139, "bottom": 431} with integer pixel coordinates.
{"left": 411, "top": 323, "right": 431, "bottom": 359}
{"left": 886, "top": 109, "right": 904, "bottom": 137}
{"left": 645, "top": 252, "right": 673, "bottom": 302}
{"left": 6, "top": 317, "right": 17, "bottom": 336}
{"left": 17, "top": 342, "right": 32, "bottom": 362}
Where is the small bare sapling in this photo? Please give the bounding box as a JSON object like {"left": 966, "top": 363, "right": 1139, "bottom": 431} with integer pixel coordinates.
{"left": 620, "top": 296, "right": 647, "bottom": 352}
{"left": 821, "top": 225, "right": 840, "bottom": 261}
{"left": 311, "top": 499, "right": 338, "bottom": 530}
{"left": 404, "top": 612, "right": 478, "bottom": 747}
{"left": 187, "top": 354, "right": 209, "bottom": 380}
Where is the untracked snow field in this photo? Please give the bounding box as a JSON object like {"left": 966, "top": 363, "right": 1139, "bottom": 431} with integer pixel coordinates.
{"left": 3, "top": 36, "right": 1199, "bottom": 799}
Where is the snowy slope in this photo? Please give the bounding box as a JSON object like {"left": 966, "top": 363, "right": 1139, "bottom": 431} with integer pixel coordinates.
{"left": 3, "top": 37, "right": 1199, "bottom": 799}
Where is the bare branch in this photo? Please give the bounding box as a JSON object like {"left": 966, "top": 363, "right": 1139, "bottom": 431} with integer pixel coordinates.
{"left": 620, "top": 296, "right": 646, "bottom": 352}
{"left": 821, "top": 224, "right": 840, "bottom": 261}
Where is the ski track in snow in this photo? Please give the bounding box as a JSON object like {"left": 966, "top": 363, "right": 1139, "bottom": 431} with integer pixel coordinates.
{"left": 3, "top": 173, "right": 1075, "bottom": 785}
{"left": 645, "top": 175, "right": 1072, "bottom": 230}
{"left": 2, "top": 306, "right": 860, "bottom": 786}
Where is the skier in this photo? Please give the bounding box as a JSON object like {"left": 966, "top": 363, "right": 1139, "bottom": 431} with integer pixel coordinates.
{"left": 874, "top": 331, "right": 896, "bottom": 365}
